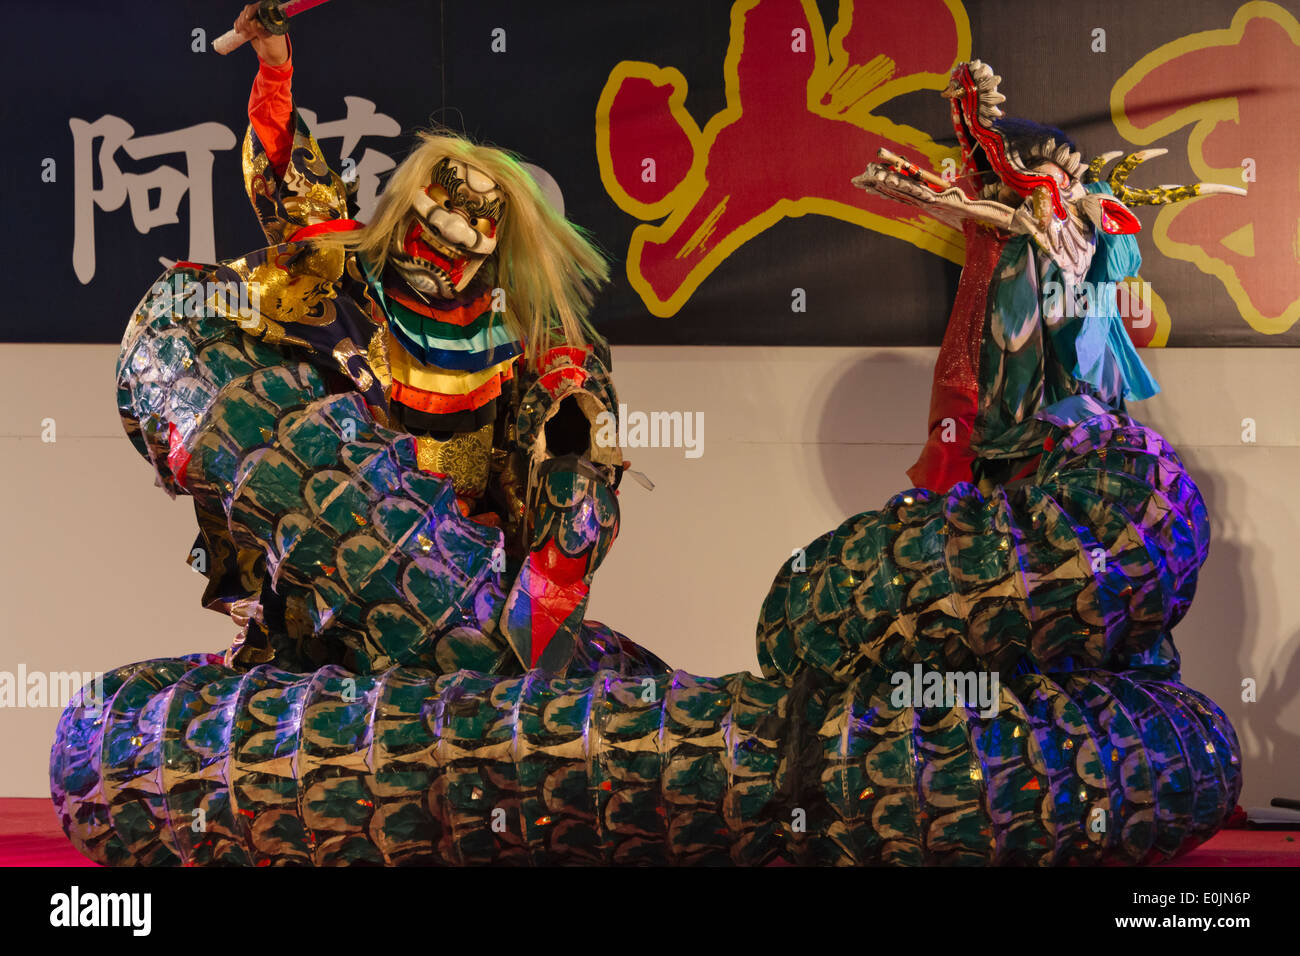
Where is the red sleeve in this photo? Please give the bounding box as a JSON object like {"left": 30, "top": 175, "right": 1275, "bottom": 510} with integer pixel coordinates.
{"left": 248, "top": 36, "right": 295, "bottom": 179}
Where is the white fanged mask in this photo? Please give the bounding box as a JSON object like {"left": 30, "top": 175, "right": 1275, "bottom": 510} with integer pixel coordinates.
{"left": 389, "top": 157, "right": 506, "bottom": 298}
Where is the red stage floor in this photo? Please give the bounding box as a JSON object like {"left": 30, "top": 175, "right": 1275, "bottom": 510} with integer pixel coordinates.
{"left": 3, "top": 798, "right": 1295, "bottom": 866}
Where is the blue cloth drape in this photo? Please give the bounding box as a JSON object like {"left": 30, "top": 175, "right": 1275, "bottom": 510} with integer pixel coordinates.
{"left": 1072, "top": 182, "right": 1160, "bottom": 402}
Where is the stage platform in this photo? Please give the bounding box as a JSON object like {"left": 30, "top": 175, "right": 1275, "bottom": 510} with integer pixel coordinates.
{"left": 2, "top": 798, "right": 1295, "bottom": 867}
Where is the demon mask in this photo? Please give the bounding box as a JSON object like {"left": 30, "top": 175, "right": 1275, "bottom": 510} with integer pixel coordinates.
{"left": 388, "top": 157, "right": 507, "bottom": 298}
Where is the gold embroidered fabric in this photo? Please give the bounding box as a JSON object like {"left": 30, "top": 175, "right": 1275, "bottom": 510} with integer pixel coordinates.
{"left": 415, "top": 422, "right": 494, "bottom": 496}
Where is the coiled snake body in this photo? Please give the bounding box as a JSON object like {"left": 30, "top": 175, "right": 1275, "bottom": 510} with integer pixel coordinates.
{"left": 50, "top": 318, "right": 1239, "bottom": 863}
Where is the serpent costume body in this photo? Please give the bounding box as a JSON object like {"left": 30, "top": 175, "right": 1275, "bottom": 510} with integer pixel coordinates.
{"left": 50, "top": 59, "right": 1243, "bottom": 866}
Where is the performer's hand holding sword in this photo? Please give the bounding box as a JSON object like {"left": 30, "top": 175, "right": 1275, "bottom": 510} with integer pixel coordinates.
{"left": 214, "top": 0, "right": 333, "bottom": 60}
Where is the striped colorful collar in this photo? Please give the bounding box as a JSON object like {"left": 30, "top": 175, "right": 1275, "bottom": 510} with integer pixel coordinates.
{"left": 358, "top": 253, "right": 494, "bottom": 326}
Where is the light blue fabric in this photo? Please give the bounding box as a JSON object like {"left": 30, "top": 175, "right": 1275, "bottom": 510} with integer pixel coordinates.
{"left": 1074, "top": 182, "right": 1160, "bottom": 402}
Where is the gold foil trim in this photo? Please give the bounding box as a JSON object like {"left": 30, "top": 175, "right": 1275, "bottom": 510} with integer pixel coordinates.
{"left": 367, "top": 323, "right": 393, "bottom": 392}
{"left": 333, "top": 338, "right": 375, "bottom": 391}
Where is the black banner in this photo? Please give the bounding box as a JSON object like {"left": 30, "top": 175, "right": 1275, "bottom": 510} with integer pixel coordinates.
{"left": 5, "top": 0, "right": 1298, "bottom": 346}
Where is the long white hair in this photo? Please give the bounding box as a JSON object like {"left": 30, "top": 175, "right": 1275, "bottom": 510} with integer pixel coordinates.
{"left": 334, "top": 127, "right": 609, "bottom": 353}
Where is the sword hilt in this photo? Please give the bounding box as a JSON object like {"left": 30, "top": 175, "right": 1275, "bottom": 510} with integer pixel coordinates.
{"left": 213, "top": 0, "right": 294, "bottom": 56}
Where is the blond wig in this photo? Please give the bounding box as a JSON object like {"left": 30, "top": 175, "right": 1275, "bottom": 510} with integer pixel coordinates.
{"left": 334, "top": 127, "right": 609, "bottom": 354}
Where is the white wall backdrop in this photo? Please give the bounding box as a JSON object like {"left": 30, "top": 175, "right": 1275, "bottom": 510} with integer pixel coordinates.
{"left": 1, "top": 343, "right": 1296, "bottom": 812}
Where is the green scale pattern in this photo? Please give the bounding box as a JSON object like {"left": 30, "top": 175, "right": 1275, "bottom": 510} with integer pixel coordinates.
{"left": 51, "top": 656, "right": 1237, "bottom": 865}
